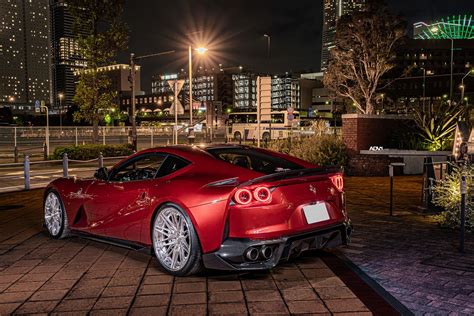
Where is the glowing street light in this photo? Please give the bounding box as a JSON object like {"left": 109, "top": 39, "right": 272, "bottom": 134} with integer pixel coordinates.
{"left": 195, "top": 47, "right": 208, "bottom": 55}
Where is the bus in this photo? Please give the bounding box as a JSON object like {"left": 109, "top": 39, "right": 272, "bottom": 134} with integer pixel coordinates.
{"left": 226, "top": 110, "right": 299, "bottom": 142}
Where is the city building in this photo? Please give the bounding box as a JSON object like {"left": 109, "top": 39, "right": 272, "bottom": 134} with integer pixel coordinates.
{"left": 384, "top": 30, "right": 474, "bottom": 110}
{"left": 151, "top": 67, "right": 238, "bottom": 112}
{"left": 232, "top": 72, "right": 257, "bottom": 110}
{"left": 271, "top": 74, "right": 300, "bottom": 111}
{"left": 0, "top": 0, "right": 51, "bottom": 114}
{"left": 321, "top": 0, "right": 365, "bottom": 71}
{"left": 50, "top": 0, "right": 89, "bottom": 112}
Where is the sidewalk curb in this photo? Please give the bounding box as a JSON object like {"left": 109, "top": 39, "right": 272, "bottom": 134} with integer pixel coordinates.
{"left": 324, "top": 250, "right": 414, "bottom": 316}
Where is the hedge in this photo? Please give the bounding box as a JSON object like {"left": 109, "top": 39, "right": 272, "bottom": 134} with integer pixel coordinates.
{"left": 52, "top": 144, "right": 134, "bottom": 160}
{"left": 266, "top": 134, "right": 348, "bottom": 167}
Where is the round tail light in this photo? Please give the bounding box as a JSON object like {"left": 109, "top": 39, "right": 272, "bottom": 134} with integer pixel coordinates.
{"left": 253, "top": 187, "right": 272, "bottom": 203}
{"left": 234, "top": 189, "right": 252, "bottom": 205}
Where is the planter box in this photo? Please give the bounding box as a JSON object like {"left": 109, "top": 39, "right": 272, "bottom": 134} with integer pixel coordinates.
{"left": 342, "top": 114, "right": 412, "bottom": 156}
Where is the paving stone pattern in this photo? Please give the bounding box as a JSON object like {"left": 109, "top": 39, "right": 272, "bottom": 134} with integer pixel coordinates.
{"left": 0, "top": 190, "right": 376, "bottom": 315}
{"left": 341, "top": 176, "right": 474, "bottom": 316}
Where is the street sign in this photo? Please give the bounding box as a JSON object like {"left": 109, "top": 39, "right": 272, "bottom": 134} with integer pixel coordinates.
{"left": 287, "top": 106, "right": 294, "bottom": 114}
{"left": 167, "top": 80, "right": 185, "bottom": 115}
{"left": 35, "top": 100, "right": 40, "bottom": 113}
{"left": 287, "top": 113, "right": 294, "bottom": 121}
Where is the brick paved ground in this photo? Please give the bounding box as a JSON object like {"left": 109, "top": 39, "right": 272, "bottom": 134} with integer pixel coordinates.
{"left": 342, "top": 176, "right": 474, "bottom": 316}
{"left": 0, "top": 189, "right": 398, "bottom": 315}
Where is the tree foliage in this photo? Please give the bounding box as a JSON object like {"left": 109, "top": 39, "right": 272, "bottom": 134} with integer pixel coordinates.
{"left": 67, "top": 0, "right": 128, "bottom": 142}
{"left": 323, "top": 0, "right": 405, "bottom": 114}
{"left": 433, "top": 165, "right": 473, "bottom": 232}
{"left": 411, "top": 101, "right": 465, "bottom": 151}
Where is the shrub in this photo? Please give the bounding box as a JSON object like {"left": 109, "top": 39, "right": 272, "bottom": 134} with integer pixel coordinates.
{"left": 267, "top": 135, "right": 348, "bottom": 167}
{"left": 52, "top": 144, "right": 134, "bottom": 160}
{"left": 432, "top": 165, "right": 473, "bottom": 232}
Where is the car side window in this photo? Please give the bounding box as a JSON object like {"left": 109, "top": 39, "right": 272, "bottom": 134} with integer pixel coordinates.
{"left": 155, "top": 155, "right": 190, "bottom": 178}
{"left": 109, "top": 153, "right": 166, "bottom": 182}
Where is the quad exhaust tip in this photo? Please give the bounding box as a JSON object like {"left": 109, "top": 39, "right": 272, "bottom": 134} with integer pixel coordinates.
{"left": 261, "top": 246, "right": 273, "bottom": 259}
{"left": 245, "top": 247, "right": 259, "bottom": 261}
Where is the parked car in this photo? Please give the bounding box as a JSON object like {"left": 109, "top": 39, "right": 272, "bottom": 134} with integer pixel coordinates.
{"left": 44, "top": 144, "right": 351, "bottom": 276}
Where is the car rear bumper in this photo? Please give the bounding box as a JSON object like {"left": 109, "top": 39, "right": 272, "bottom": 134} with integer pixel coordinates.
{"left": 202, "top": 220, "right": 352, "bottom": 271}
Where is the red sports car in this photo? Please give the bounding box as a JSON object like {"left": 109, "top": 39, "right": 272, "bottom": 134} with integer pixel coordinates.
{"left": 44, "top": 144, "right": 351, "bottom": 276}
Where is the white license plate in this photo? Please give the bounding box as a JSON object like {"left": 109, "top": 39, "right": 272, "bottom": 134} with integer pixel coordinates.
{"left": 303, "top": 203, "right": 330, "bottom": 224}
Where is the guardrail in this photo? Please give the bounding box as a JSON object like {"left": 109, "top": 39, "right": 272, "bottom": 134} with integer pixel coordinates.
{"left": 0, "top": 154, "right": 126, "bottom": 193}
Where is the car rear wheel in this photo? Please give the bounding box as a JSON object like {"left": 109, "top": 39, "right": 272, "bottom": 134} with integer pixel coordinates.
{"left": 44, "top": 191, "right": 69, "bottom": 239}
{"left": 152, "top": 204, "right": 203, "bottom": 276}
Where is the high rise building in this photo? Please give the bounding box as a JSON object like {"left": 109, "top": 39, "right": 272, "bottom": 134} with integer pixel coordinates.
{"left": 271, "top": 74, "right": 300, "bottom": 110}
{"left": 321, "top": 0, "right": 365, "bottom": 71}
{"left": 0, "top": 0, "right": 51, "bottom": 113}
{"left": 50, "top": 0, "right": 88, "bottom": 112}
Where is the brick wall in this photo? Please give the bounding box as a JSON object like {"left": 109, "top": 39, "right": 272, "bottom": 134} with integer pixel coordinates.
{"left": 342, "top": 114, "right": 412, "bottom": 156}
{"left": 347, "top": 154, "right": 404, "bottom": 176}
{"left": 342, "top": 114, "right": 410, "bottom": 176}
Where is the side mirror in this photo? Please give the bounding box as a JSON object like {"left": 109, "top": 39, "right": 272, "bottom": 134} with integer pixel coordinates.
{"left": 94, "top": 167, "right": 108, "bottom": 181}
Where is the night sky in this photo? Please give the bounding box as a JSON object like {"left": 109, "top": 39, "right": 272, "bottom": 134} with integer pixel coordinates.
{"left": 121, "top": 0, "right": 474, "bottom": 92}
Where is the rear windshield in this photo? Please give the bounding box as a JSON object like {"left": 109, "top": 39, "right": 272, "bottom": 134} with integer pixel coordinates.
{"left": 206, "top": 147, "right": 304, "bottom": 175}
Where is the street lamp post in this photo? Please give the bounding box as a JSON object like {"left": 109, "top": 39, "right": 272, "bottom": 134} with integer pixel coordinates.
{"left": 40, "top": 104, "right": 49, "bottom": 157}
{"left": 58, "top": 93, "right": 64, "bottom": 132}
{"left": 428, "top": 24, "right": 461, "bottom": 102}
{"left": 263, "top": 34, "right": 271, "bottom": 58}
{"left": 187, "top": 46, "right": 208, "bottom": 144}
{"left": 460, "top": 68, "right": 474, "bottom": 103}
{"left": 129, "top": 50, "right": 175, "bottom": 150}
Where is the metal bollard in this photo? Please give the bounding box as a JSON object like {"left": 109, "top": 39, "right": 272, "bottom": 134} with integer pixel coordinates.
{"left": 14, "top": 146, "right": 19, "bottom": 163}
{"left": 63, "top": 153, "right": 69, "bottom": 178}
{"left": 75, "top": 127, "right": 78, "bottom": 146}
{"left": 43, "top": 142, "right": 48, "bottom": 160}
{"left": 389, "top": 163, "right": 406, "bottom": 216}
{"left": 24, "top": 155, "right": 30, "bottom": 191}
{"left": 98, "top": 152, "right": 104, "bottom": 168}
{"left": 151, "top": 128, "right": 154, "bottom": 148}
{"left": 459, "top": 175, "right": 467, "bottom": 253}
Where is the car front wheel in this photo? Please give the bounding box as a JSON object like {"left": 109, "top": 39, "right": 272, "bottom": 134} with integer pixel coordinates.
{"left": 44, "top": 191, "right": 69, "bottom": 239}
{"left": 152, "top": 204, "right": 203, "bottom": 276}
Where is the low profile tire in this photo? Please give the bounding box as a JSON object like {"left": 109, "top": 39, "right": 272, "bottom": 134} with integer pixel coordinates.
{"left": 44, "top": 190, "right": 70, "bottom": 239}
{"left": 152, "top": 204, "right": 203, "bottom": 276}
{"left": 233, "top": 131, "right": 242, "bottom": 142}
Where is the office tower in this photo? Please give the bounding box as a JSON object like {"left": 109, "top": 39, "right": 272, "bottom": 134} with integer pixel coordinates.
{"left": 50, "top": 0, "right": 88, "bottom": 112}
{"left": 1, "top": 0, "right": 51, "bottom": 112}
{"left": 321, "top": 0, "right": 365, "bottom": 71}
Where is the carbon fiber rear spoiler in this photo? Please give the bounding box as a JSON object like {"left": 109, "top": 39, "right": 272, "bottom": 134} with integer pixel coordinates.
{"left": 241, "top": 166, "right": 342, "bottom": 187}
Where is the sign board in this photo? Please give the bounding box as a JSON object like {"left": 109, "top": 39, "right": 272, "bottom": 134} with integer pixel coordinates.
{"left": 35, "top": 100, "right": 40, "bottom": 113}
{"left": 167, "top": 80, "right": 185, "bottom": 115}
{"left": 287, "top": 106, "right": 294, "bottom": 114}
{"left": 287, "top": 113, "right": 294, "bottom": 121}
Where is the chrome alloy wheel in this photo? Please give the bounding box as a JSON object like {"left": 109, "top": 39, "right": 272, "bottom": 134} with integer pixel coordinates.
{"left": 153, "top": 207, "right": 191, "bottom": 271}
{"left": 44, "top": 192, "right": 63, "bottom": 236}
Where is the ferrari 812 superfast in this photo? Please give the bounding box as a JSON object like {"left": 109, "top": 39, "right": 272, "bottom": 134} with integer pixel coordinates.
{"left": 44, "top": 144, "right": 351, "bottom": 276}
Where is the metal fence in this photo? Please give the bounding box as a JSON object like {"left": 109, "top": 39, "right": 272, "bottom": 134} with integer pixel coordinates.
{"left": 0, "top": 154, "right": 125, "bottom": 193}
{"left": 0, "top": 126, "right": 223, "bottom": 162}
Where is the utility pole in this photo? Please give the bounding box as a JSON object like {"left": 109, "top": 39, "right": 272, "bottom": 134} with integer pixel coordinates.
{"left": 130, "top": 53, "right": 137, "bottom": 150}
